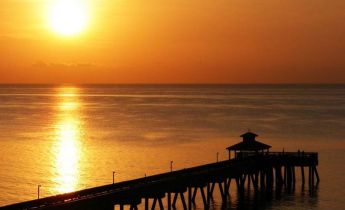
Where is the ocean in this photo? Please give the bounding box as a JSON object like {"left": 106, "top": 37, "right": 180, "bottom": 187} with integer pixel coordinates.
{"left": 0, "top": 84, "right": 344, "bottom": 209}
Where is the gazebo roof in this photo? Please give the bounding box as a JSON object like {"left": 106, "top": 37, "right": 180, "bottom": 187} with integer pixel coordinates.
{"left": 226, "top": 140, "right": 271, "bottom": 151}
{"left": 240, "top": 132, "right": 258, "bottom": 138}
{"left": 226, "top": 132, "right": 271, "bottom": 151}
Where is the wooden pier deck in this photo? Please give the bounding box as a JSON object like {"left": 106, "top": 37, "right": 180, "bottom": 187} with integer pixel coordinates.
{"left": 2, "top": 152, "right": 319, "bottom": 210}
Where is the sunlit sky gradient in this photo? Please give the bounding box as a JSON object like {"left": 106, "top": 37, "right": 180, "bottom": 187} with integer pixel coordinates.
{"left": 0, "top": 0, "right": 344, "bottom": 84}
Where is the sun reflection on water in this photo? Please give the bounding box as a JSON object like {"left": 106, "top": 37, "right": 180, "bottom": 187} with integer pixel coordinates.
{"left": 53, "top": 87, "right": 82, "bottom": 194}
{"left": 59, "top": 101, "right": 79, "bottom": 111}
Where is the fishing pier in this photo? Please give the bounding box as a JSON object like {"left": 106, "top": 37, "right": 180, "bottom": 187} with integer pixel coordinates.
{"left": 2, "top": 132, "right": 319, "bottom": 210}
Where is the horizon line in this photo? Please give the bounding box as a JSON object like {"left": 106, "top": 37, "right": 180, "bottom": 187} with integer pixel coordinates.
{"left": 0, "top": 82, "right": 344, "bottom": 86}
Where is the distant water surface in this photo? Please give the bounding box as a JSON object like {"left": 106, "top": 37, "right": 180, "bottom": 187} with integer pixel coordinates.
{"left": 0, "top": 84, "right": 344, "bottom": 209}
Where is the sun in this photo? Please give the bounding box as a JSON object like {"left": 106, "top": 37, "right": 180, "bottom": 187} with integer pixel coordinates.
{"left": 49, "top": 0, "right": 89, "bottom": 36}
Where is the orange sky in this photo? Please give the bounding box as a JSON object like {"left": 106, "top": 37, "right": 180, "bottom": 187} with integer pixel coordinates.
{"left": 0, "top": 0, "right": 344, "bottom": 84}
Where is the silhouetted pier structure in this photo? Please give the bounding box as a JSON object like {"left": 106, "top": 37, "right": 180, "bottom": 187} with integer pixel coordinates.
{"left": 2, "top": 132, "right": 319, "bottom": 210}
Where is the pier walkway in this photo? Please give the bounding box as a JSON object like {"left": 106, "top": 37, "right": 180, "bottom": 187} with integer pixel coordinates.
{"left": 2, "top": 152, "right": 319, "bottom": 210}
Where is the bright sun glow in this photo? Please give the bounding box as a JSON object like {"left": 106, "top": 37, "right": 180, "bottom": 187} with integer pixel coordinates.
{"left": 49, "top": 0, "right": 89, "bottom": 36}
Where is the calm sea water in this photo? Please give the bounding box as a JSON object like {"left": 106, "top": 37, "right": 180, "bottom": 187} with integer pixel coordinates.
{"left": 0, "top": 84, "right": 344, "bottom": 209}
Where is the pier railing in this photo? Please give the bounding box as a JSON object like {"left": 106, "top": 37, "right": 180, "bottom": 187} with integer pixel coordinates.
{"left": 235, "top": 151, "right": 318, "bottom": 164}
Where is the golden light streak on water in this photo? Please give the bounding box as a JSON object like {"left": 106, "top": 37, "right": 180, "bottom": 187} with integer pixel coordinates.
{"left": 53, "top": 87, "right": 82, "bottom": 193}
{"left": 59, "top": 101, "right": 79, "bottom": 111}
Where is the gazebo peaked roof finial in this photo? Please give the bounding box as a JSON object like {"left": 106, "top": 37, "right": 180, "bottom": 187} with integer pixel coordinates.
{"left": 240, "top": 131, "right": 258, "bottom": 142}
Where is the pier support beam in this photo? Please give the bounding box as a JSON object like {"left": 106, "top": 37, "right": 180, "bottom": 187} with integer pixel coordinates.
{"left": 200, "top": 186, "right": 208, "bottom": 209}
{"left": 308, "top": 166, "right": 316, "bottom": 189}
{"left": 224, "top": 179, "right": 231, "bottom": 195}
{"left": 209, "top": 182, "right": 215, "bottom": 199}
{"left": 286, "top": 166, "right": 293, "bottom": 190}
{"left": 180, "top": 192, "right": 188, "bottom": 210}
{"left": 151, "top": 198, "right": 157, "bottom": 210}
{"left": 301, "top": 166, "right": 305, "bottom": 184}
{"left": 266, "top": 168, "right": 274, "bottom": 190}
{"left": 236, "top": 174, "right": 246, "bottom": 193}
{"left": 260, "top": 170, "right": 266, "bottom": 190}
{"left": 250, "top": 174, "right": 258, "bottom": 192}
{"left": 158, "top": 198, "right": 164, "bottom": 210}
{"left": 311, "top": 167, "right": 315, "bottom": 186}
{"left": 145, "top": 198, "right": 149, "bottom": 210}
{"left": 207, "top": 183, "right": 211, "bottom": 206}
{"left": 171, "top": 192, "right": 187, "bottom": 210}
{"left": 191, "top": 188, "right": 198, "bottom": 204}
{"left": 172, "top": 193, "right": 178, "bottom": 208}
{"left": 167, "top": 193, "right": 171, "bottom": 210}
{"left": 314, "top": 166, "right": 320, "bottom": 183}
{"left": 188, "top": 187, "right": 192, "bottom": 210}
{"left": 275, "top": 167, "right": 283, "bottom": 187}
{"left": 284, "top": 166, "right": 287, "bottom": 187}
{"left": 148, "top": 197, "right": 164, "bottom": 210}
{"left": 218, "top": 181, "right": 226, "bottom": 203}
